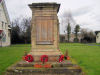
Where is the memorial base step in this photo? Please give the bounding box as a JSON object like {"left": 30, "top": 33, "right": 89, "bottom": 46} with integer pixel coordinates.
{"left": 6, "top": 60, "right": 83, "bottom": 75}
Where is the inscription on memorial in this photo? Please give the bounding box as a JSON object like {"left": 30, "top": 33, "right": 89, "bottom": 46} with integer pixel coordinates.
{"left": 35, "top": 16, "right": 54, "bottom": 45}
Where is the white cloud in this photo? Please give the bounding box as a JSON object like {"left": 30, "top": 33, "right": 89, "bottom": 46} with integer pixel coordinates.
{"left": 4, "top": 0, "right": 100, "bottom": 33}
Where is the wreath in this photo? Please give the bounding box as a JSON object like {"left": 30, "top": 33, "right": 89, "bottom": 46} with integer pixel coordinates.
{"left": 59, "top": 55, "right": 64, "bottom": 62}
{"left": 41, "top": 55, "right": 48, "bottom": 63}
{"left": 25, "top": 55, "right": 34, "bottom": 62}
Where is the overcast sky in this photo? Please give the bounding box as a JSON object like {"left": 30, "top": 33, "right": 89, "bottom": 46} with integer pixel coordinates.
{"left": 5, "top": 0, "right": 100, "bottom": 34}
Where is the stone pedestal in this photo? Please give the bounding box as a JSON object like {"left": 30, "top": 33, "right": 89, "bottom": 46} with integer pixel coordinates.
{"left": 29, "top": 3, "right": 62, "bottom": 62}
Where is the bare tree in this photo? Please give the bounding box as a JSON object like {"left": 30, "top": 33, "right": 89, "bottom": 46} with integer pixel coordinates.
{"left": 61, "top": 11, "right": 76, "bottom": 42}
{"left": 11, "top": 19, "right": 21, "bottom": 44}
{"left": 21, "top": 17, "right": 31, "bottom": 44}
{"left": 62, "top": 11, "right": 76, "bottom": 33}
{"left": 80, "top": 28, "right": 96, "bottom": 43}
{"left": 11, "top": 17, "right": 31, "bottom": 44}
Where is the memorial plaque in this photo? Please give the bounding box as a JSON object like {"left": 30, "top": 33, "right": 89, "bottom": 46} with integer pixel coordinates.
{"left": 36, "top": 16, "right": 54, "bottom": 45}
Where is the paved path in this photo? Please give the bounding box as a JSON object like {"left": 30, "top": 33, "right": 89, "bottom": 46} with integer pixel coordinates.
{"left": 85, "top": 44, "right": 100, "bottom": 46}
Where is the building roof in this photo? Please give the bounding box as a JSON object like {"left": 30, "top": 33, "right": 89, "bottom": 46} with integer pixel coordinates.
{"left": 95, "top": 31, "right": 100, "bottom": 35}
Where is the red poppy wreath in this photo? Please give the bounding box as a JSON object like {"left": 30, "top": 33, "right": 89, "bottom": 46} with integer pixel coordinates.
{"left": 41, "top": 55, "right": 48, "bottom": 63}
{"left": 25, "top": 55, "right": 33, "bottom": 62}
{"left": 59, "top": 55, "right": 64, "bottom": 62}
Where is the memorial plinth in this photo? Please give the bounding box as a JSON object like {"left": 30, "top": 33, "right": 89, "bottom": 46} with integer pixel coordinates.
{"left": 29, "top": 3, "right": 62, "bottom": 62}
{"left": 6, "top": 3, "right": 82, "bottom": 75}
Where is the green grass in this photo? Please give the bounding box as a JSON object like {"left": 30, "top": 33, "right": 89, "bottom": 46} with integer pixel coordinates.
{"left": 0, "top": 44, "right": 31, "bottom": 75}
{"left": 60, "top": 43, "right": 100, "bottom": 75}
{"left": 0, "top": 43, "right": 100, "bottom": 75}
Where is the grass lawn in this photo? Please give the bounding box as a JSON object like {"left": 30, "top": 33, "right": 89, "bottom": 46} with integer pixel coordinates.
{"left": 60, "top": 43, "right": 100, "bottom": 75}
{"left": 0, "top": 44, "right": 31, "bottom": 75}
{"left": 0, "top": 43, "right": 100, "bottom": 75}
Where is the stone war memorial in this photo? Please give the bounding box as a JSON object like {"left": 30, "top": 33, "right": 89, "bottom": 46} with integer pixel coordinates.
{"left": 6, "top": 3, "right": 82, "bottom": 75}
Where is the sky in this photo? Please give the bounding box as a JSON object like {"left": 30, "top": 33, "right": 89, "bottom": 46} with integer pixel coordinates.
{"left": 5, "top": 0, "right": 100, "bottom": 34}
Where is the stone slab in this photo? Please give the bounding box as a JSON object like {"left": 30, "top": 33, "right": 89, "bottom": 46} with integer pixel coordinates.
{"left": 15, "top": 60, "right": 74, "bottom": 67}
{"left": 6, "top": 55, "right": 83, "bottom": 75}
{"left": 6, "top": 61, "right": 82, "bottom": 75}
{"left": 6, "top": 68, "right": 82, "bottom": 75}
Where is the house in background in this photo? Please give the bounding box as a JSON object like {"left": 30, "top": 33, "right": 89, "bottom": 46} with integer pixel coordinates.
{"left": 0, "top": 0, "right": 11, "bottom": 47}
{"left": 60, "top": 33, "right": 82, "bottom": 43}
{"left": 95, "top": 31, "right": 100, "bottom": 43}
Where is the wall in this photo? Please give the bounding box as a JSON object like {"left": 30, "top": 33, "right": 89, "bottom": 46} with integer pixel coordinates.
{"left": 0, "top": 2, "right": 11, "bottom": 46}
{"left": 96, "top": 32, "right": 100, "bottom": 43}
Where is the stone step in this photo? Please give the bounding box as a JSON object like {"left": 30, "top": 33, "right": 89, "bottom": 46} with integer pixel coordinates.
{"left": 16, "top": 60, "right": 74, "bottom": 67}
{"left": 6, "top": 60, "right": 82, "bottom": 75}
{"left": 29, "top": 51, "right": 62, "bottom": 55}
{"left": 6, "top": 66, "right": 82, "bottom": 75}
{"left": 31, "top": 49, "right": 60, "bottom": 51}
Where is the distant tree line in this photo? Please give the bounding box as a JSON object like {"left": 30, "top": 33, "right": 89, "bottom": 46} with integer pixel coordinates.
{"left": 60, "top": 11, "right": 96, "bottom": 43}
{"left": 80, "top": 29, "right": 96, "bottom": 43}
{"left": 60, "top": 24, "right": 96, "bottom": 43}
{"left": 11, "top": 17, "right": 31, "bottom": 44}
{"left": 64, "top": 23, "right": 81, "bottom": 43}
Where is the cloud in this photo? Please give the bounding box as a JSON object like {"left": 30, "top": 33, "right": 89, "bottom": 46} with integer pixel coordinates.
{"left": 4, "top": 0, "right": 100, "bottom": 33}
{"left": 92, "top": 14, "right": 100, "bottom": 23}
{"left": 72, "top": 6, "right": 93, "bottom": 17}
